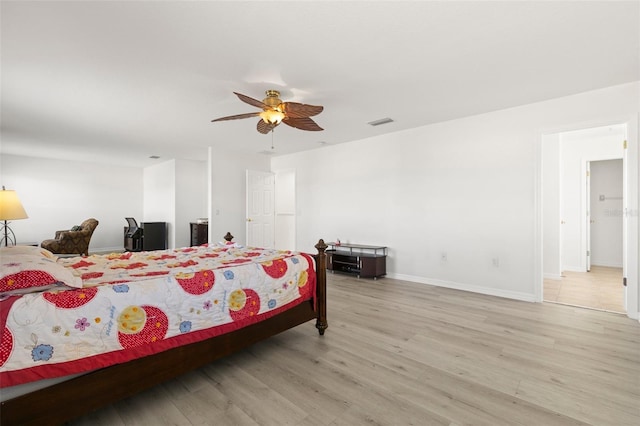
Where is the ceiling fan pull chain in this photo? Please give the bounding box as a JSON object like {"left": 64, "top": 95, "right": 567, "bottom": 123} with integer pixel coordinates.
{"left": 271, "top": 129, "right": 275, "bottom": 150}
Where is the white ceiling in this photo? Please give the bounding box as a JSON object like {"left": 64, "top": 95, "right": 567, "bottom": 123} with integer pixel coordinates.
{"left": 1, "top": 1, "right": 638, "bottom": 168}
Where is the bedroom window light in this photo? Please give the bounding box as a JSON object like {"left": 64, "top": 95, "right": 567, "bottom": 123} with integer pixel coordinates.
{"left": 0, "top": 186, "right": 29, "bottom": 246}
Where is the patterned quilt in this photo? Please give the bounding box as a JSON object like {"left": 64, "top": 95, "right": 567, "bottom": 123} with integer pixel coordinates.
{"left": 0, "top": 244, "right": 316, "bottom": 387}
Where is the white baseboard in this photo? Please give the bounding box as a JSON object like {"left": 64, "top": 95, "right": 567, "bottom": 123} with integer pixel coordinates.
{"left": 562, "top": 265, "right": 585, "bottom": 273}
{"left": 544, "top": 273, "right": 563, "bottom": 280}
{"left": 562, "top": 263, "right": 623, "bottom": 271}
{"left": 89, "top": 246, "right": 125, "bottom": 255}
{"left": 590, "top": 261, "right": 623, "bottom": 268}
{"left": 386, "top": 272, "right": 536, "bottom": 302}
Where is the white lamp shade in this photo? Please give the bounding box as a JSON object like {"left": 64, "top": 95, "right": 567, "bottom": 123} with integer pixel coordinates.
{"left": 0, "top": 189, "right": 28, "bottom": 220}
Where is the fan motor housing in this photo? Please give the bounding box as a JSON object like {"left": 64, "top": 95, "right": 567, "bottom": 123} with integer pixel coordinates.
{"left": 263, "top": 90, "right": 282, "bottom": 108}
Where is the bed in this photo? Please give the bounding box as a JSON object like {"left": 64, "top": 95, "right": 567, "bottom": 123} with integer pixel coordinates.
{"left": 0, "top": 234, "right": 328, "bottom": 425}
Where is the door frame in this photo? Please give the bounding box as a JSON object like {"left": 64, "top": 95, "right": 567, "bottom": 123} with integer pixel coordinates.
{"left": 536, "top": 115, "right": 638, "bottom": 320}
{"left": 585, "top": 160, "right": 591, "bottom": 272}
{"left": 584, "top": 157, "right": 624, "bottom": 274}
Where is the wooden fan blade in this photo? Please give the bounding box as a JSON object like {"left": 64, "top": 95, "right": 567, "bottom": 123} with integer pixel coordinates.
{"left": 282, "top": 116, "right": 323, "bottom": 131}
{"left": 257, "top": 119, "right": 277, "bottom": 134}
{"left": 280, "top": 102, "right": 323, "bottom": 118}
{"left": 234, "top": 92, "right": 268, "bottom": 109}
{"left": 211, "top": 112, "right": 260, "bottom": 122}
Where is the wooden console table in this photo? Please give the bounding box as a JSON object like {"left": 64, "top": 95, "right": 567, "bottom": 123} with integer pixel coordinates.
{"left": 326, "top": 243, "right": 387, "bottom": 279}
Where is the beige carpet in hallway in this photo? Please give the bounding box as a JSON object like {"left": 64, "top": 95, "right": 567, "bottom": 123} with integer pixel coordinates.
{"left": 544, "top": 265, "right": 624, "bottom": 313}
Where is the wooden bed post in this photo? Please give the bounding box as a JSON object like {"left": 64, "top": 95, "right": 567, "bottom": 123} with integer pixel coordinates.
{"left": 315, "top": 239, "right": 328, "bottom": 335}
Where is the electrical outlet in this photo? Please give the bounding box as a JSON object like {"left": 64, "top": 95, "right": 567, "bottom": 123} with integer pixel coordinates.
{"left": 492, "top": 257, "right": 500, "bottom": 267}
{"left": 441, "top": 252, "right": 447, "bottom": 262}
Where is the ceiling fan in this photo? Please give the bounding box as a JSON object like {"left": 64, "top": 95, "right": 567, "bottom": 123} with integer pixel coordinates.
{"left": 211, "top": 90, "right": 324, "bottom": 134}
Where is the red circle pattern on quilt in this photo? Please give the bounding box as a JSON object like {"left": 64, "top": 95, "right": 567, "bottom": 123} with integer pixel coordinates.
{"left": 175, "top": 270, "right": 215, "bottom": 295}
{"left": 0, "top": 270, "right": 59, "bottom": 293}
{"left": 117, "top": 305, "right": 169, "bottom": 349}
{"left": 261, "top": 259, "right": 288, "bottom": 279}
{"left": 229, "top": 289, "right": 261, "bottom": 321}
{"left": 42, "top": 287, "right": 98, "bottom": 309}
{"left": 0, "top": 326, "right": 14, "bottom": 367}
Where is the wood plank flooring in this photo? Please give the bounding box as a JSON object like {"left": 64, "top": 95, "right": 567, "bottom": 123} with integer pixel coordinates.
{"left": 544, "top": 266, "right": 624, "bottom": 313}
{"left": 68, "top": 273, "right": 640, "bottom": 426}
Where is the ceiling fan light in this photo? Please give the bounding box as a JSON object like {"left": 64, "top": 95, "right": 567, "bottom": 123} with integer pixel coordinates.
{"left": 260, "top": 109, "right": 285, "bottom": 125}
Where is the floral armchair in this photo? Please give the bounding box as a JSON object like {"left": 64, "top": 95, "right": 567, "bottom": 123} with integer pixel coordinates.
{"left": 40, "top": 218, "right": 99, "bottom": 256}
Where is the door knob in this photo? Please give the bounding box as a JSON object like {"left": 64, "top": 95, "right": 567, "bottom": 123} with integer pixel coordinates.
{"left": 246, "top": 218, "right": 252, "bottom": 222}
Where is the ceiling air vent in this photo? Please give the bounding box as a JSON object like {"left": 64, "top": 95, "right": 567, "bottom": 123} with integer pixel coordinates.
{"left": 368, "top": 117, "right": 394, "bottom": 127}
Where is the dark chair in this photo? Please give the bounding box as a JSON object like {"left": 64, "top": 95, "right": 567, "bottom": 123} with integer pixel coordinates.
{"left": 41, "top": 218, "right": 99, "bottom": 256}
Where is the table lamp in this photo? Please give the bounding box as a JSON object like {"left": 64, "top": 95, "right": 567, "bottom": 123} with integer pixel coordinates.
{"left": 0, "top": 186, "right": 29, "bottom": 246}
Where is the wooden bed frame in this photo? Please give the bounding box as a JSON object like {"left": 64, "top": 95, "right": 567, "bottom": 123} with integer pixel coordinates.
{"left": 0, "top": 238, "right": 328, "bottom": 425}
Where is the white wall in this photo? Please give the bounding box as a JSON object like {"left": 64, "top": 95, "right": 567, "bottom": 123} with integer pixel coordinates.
{"left": 542, "top": 133, "right": 562, "bottom": 279}
{"left": 0, "top": 155, "right": 206, "bottom": 252}
{"left": 271, "top": 82, "right": 639, "bottom": 312}
{"left": 560, "top": 130, "right": 623, "bottom": 272}
{"left": 208, "top": 148, "right": 270, "bottom": 245}
{"left": 274, "top": 169, "right": 296, "bottom": 250}
{"left": 274, "top": 112, "right": 539, "bottom": 301}
{"left": 0, "top": 154, "right": 142, "bottom": 252}
{"left": 590, "top": 159, "right": 623, "bottom": 267}
{"left": 175, "top": 159, "right": 207, "bottom": 248}
{"left": 143, "top": 159, "right": 207, "bottom": 249}
{"left": 143, "top": 160, "right": 175, "bottom": 247}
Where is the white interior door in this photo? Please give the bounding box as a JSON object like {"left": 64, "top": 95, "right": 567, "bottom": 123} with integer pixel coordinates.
{"left": 246, "top": 170, "right": 274, "bottom": 248}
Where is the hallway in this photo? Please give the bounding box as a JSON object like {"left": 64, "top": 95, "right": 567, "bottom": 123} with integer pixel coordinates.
{"left": 544, "top": 266, "right": 624, "bottom": 313}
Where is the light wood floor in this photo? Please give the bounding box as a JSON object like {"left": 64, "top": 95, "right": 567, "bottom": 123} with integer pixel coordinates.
{"left": 544, "top": 266, "right": 625, "bottom": 313}
{"left": 68, "top": 273, "right": 640, "bottom": 426}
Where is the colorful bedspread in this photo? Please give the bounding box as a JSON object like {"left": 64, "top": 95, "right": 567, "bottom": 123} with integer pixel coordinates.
{"left": 0, "top": 244, "right": 316, "bottom": 387}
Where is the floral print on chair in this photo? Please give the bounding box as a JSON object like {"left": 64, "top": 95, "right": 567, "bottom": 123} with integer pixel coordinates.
{"left": 40, "top": 218, "right": 99, "bottom": 256}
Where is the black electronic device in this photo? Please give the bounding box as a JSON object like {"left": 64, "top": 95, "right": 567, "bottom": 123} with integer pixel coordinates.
{"left": 124, "top": 217, "right": 140, "bottom": 237}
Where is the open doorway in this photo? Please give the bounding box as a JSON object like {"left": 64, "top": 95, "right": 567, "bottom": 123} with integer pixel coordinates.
{"left": 542, "top": 124, "right": 627, "bottom": 313}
